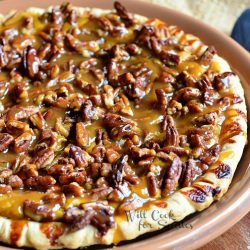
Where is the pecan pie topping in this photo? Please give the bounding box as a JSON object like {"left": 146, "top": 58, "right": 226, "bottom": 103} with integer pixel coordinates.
{"left": 0, "top": 1, "right": 243, "bottom": 236}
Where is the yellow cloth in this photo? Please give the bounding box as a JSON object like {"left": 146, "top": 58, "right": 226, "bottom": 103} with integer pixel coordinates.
{"left": 143, "top": 0, "right": 250, "bottom": 34}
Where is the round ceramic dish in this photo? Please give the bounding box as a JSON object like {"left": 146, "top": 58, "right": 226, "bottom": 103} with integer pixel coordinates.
{"left": 0, "top": 0, "right": 249, "bottom": 249}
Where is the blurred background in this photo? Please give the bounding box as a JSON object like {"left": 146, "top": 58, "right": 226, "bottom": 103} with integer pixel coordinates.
{"left": 143, "top": 0, "right": 249, "bottom": 34}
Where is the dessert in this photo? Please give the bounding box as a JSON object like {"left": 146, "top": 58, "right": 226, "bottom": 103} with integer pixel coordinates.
{"left": 0, "top": 2, "right": 247, "bottom": 249}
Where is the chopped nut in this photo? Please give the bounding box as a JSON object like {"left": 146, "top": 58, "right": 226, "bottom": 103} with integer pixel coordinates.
{"left": 23, "top": 200, "right": 53, "bottom": 221}
{"left": 161, "top": 156, "right": 182, "bottom": 197}
{"left": 76, "top": 122, "right": 89, "bottom": 148}
{"left": 0, "top": 133, "right": 14, "bottom": 152}
{"left": 32, "top": 147, "right": 54, "bottom": 169}
{"left": 13, "top": 131, "right": 33, "bottom": 153}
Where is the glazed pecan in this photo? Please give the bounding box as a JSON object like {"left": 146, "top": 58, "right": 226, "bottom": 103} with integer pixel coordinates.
{"left": 147, "top": 172, "right": 158, "bottom": 197}
{"left": 0, "top": 169, "right": 13, "bottom": 180}
{"left": 189, "top": 134, "right": 205, "bottom": 148}
{"left": 136, "top": 25, "right": 157, "bottom": 46}
{"left": 59, "top": 169, "right": 86, "bottom": 185}
{"left": 13, "top": 131, "right": 33, "bottom": 153}
{"left": 187, "top": 127, "right": 213, "bottom": 141}
{"left": 62, "top": 182, "right": 85, "bottom": 197}
{"left": 25, "top": 176, "right": 56, "bottom": 190}
{"left": 47, "top": 164, "right": 73, "bottom": 176}
{"left": 200, "top": 143, "right": 221, "bottom": 165}
{"left": 43, "top": 192, "right": 66, "bottom": 206}
{"left": 7, "top": 105, "right": 39, "bottom": 120}
{"left": 82, "top": 100, "right": 104, "bottom": 121}
{"left": 30, "top": 112, "right": 47, "bottom": 129}
{"left": 106, "top": 148, "right": 120, "bottom": 164}
{"left": 23, "top": 46, "right": 40, "bottom": 78}
{"left": 123, "top": 164, "right": 139, "bottom": 185}
{"left": 64, "top": 207, "right": 95, "bottom": 231}
{"left": 125, "top": 43, "right": 141, "bottom": 55}
{"left": 15, "top": 164, "right": 38, "bottom": 180}
{"left": 162, "top": 115, "right": 179, "bottom": 146}
{"left": 200, "top": 46, "right": 217, "bottom": 66}
{"left": 118, "top": 193, "right": 144, "bottom": 212}
{"left": 0, "top": 133, "right": 14, "bottom": 152}
{"left": 110, "top": 155, "right": 128, "bottom": 187}
{"left": 155, "top": 88, "right": 168, "bottom": 111}
{"left": 91, "top": 145, "right": 106, "bottom": 163}
{"left": 7, "top": 175, "right": 23, "bottom": 189}
{"left": 173, "top": 87, "right": 201, "bottom": 103}
{"left": 187, "top": 100, "right": 204, "bottom": 113}
{"left": 0, "top": 118, "right": 5, "bottom": 132}
{"left": 64, "top": 203, "right": 114, "bottom": 235}
{"left": 130, "top": 146, "right": 156, "bottom": 158}
{"left": 69, "top": 145, "right": 93, "bottom": 168}
{"left": 161, "top": 156, "right": 182, "bottom": 197}
{"left": 97, "top": 16, "right": 115, "bottom": 33}
{"left": 161, "top": 146, "right": 189, "bottom": 157}
{"left": 104, "top": 113, "right": 136, "bottom": 128}
{"left": 12, "top": 82, "right": 28, "bottom": 103}
{"left": 194, "top": 112, "right": 217, "bottom": 126}
{"left": 159, "top": 50, "right": 180, "bottom": 67}
{"left": 23, "top": 200, "right": 53, "bottom": 221}
{"left": 213, "top": 72, "right": 235, "bottom": 91}
{"left": 0, "top": 184, "right": 12, "bottom": 194}
{"left": 90, "top": 186, "right": 113, "bottom": 200}
{"left": 181, "top": 159, "right": 202, "bottom": 187}
{"left": 197, "top": 75, "right": 212, "bottom": 90}
{"left": 114, "top": 1, "right": 135, "bottom": 26}
{"left": 76, "top": 122, "right": 89, "bottom": 148}
{"left": 32, "top": 147, "right": 54, "bottom": 169}
{"left": 37, "top": 43, "right": 51, "bottom": 60}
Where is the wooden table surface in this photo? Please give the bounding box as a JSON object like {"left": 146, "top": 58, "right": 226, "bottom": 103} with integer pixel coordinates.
{"left": 198, "top": 212, "right": 250, "bottom": 249}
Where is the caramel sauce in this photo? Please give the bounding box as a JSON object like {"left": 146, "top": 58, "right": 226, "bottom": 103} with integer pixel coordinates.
{"left": 10, "top": 220, "right": 26, "bottom": 245}
{"left": 40, "top": 223, "right": 65, "bottom": 246}
{"left": 178, "top": 61, "right": 206, "bottom": 78}
{"left": 0, "top": 191, "right": 44, "bottom": 219}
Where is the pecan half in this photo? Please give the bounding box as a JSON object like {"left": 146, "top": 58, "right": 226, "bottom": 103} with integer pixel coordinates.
{"left": 7, "top": 175, "right": 23, "bottom": 189}
{"left": 23, "top": 200, "right": 53, "bottom": 221}
{"left": 110, "top": 154, "right": 128, "bottom": 187}
{"left": 25, "top": 176, "right": 56, "bottom": 190}
{"left": 213, "top": 72, "right": 235, "bottom": 91}
{"left": 155, "top": 88, "right": 168, "bottom": 111}
{"left": 32, "top": 147, "right": 54, "bottom": 169}
{"left": 194, "top": 112, "right": 217, "bottom": 126}
{"left": 147, "top": 172, "right": 158, "bottom": 197}
{"left": 162, "top": 156, "right": 182, "bottom": 197}
{"left": 0, "top": 133, "right": 14, "bottom": 152}
{"left": 13, "top": 131, "right": 33, "bottom": 153}
{"left": 114, "top": 1, "right": 135, "bottom": 26}
{"left": 162, "top": 115, "right": 179, "bottom": 146}
{"left": 62, "top": 182, "right": 85, "bottom": 197}
{"left": 69, "top": 145, "right": 93, "bottom": 168}
{"left": 7, "top": 105, "right": 39, "bottom": 120}
{"left": 200, "top": 143, "right": 221, "bottom": 165}
{"left": 181, "top": 159, "right": 202, "bottom": 187}
{"left": 64, "top": 203, "right": 114, "bottom": 235}
{"left": 23, "top": 46, "right": 40, "bottom": 78}
{"left": 30, "top": 112, "right": 47, "bottom": 129}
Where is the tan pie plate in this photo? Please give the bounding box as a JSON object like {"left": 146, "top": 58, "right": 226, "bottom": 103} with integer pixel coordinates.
{"left": 0, "top": 0, "right": 249, "bottom": 249}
